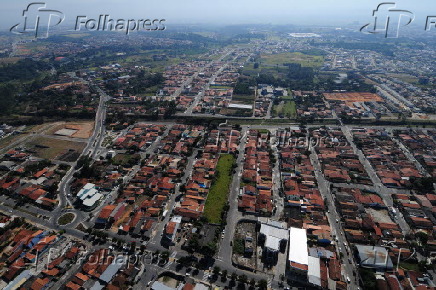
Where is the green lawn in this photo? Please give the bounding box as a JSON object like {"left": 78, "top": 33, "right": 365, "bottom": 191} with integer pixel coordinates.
{"left": 283, "top": 101, "right": 297, "bottom": 117}
{"left": 204, "top": 154, "right": 235, "bottom": 224}
{"left": 272, "top": 101, "right": 296, "bottom": 118}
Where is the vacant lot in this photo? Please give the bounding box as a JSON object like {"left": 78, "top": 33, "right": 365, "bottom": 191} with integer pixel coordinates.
{"left": 261, "top": 52, "right": 324, "bottom": 68}
{"left": 232, "top": 94, "right": 255, "bottom": 105}
{"left": 272, "top": 101, "right": 297, "bottom": 118}
{"left": 323, "top": 92, "right": 383, "bottom": 104}
{"left": 26, "top": 137, "right": 86, "bottom": 160}
{"left": 112, "top": 153, "right": 140, "bottom": 166}
{"left": 204, "top": 154, "right": 235, "bottom": 224}
{"left": 49, "top": 121, "right": 94, "bottom": 139}
{"left": 366, "top": 208, "right": 393, "bottom": 224}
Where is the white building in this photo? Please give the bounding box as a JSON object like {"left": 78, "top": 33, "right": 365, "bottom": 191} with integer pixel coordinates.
{"left": 77, "top": 183, "right": 102, "bottom": 209}
{"left": 308, "top": 256, "right": 321, "bottom": 287}
{"left": 259, "top": 220, "right": 289, "bottom": 264}
{"left": 288, "top": 227, "right": 308, "bottom": 274}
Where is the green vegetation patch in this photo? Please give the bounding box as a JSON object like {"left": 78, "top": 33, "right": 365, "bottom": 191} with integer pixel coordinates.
{"left": 261, "top": 52, "right": 324, "bottom": 68}
{"left": 232, "top": 238, "right": 245, "bottom": 255}
{"left": 204, "top": 154, "right": 235, "bottom": 224}
{"left": 232, "top": 94, "right": 255, "bottom": 105}
{"left": 272, "top": 101, "right": 296, "bottom": 118}
{"left": 58, "top": 213, "right": 75, "bottom": 225}
{"left": 111, "top": 153, "right": 140, "bottom": 167}
{"left": 399, "top": 262, "right": 420, "bottom": 271}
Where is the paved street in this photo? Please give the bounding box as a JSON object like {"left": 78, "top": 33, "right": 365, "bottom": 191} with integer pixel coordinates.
{"left": 309, "top": 145, "right": 359, "bottom": 289}
{"left": 217, "top": 126, "right": 248, "bottom": 265}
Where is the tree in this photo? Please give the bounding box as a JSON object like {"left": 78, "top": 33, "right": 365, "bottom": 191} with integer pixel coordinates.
{"left": 238, "top": 274, "right": 248, "bottom": 284}
{"left": 415, "top": 231, "right": 428, "bottom": 247}
{"left": 161, "top": 251, "right": 170, "bottom": 261}
{"left": 359, "top": 268, "right": 376, "bottom": 289}
{"left": 213, "top": 266, "right": 221, "bottom": 276}
{"left": 257, "top": 279, "right": 268, "bottom": 290}
{"left": 221, "top": 269, "right": 228, "bottom": 281}
{"left": 250, "top": 278, "right": 256, "bottom": 287}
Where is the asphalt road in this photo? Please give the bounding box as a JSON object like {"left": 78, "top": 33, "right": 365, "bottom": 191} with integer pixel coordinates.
{"left": 309, "top": 147, "right": 359, "bottom": 289}
{"left": 217, "top": 127, "right": 248, "bottom": 265}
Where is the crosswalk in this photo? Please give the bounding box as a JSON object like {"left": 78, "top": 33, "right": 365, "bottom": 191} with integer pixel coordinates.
{"left": 164, "top": 260, "right": 173, "bottom": 269}
{"left": 163, "top": 251, "right": 178, "bottom": 269}
{"left": 267, "top": 277, "right": 273, "bottom": 289}
{"left": 202, "top": 270, "right": 210, "bottom": 281}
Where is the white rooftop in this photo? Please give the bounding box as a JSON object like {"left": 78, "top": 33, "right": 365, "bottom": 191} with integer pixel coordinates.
{"left": 83, "top": 192, "right": 102, "bottom": 207}
{"left": 288, "top": 227, "right": 308, "bottom": 268}
{"left": 308, "top": 256, "right": 321, "bottom": 286}
{"left": 260, "top": 221, "right": 289, "bottom": 251}
{"left": 265, "top": 236, "right": 282, "bottom": 251}
{"left": 79, "top": 188, "right": 98, "bottom": 201}
{"left": 77, "top": 183, "right": 97, "bottom": 200}
{"left": 171, "top": 216, "right": 182, "bottom": 224}
{"left": 228, "top": 103, "right": 253, "bottom": 110}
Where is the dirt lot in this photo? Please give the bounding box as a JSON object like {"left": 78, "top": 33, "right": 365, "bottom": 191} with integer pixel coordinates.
{"left": 366, "top": 208, "right": 393, "bottom": 224}
{"left": 26, "top": 137, "right": 86, "bottom": 160}
{"left": 49, "top": 121, "right": 94, "bottom": 139}
{"left": 232, "top": 221, "right": 257, "bottom": 271}
{"left": 323, "top": 92, "right": 384, "bottom": 105}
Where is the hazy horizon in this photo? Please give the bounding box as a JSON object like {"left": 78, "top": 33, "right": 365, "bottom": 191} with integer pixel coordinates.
{"left": 1, "top": 0, "right": 434, "bottom": 33}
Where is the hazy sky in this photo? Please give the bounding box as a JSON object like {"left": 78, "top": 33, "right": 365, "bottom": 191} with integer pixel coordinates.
{"left": 1, "top": 0, "right": 434, "bottom": 30}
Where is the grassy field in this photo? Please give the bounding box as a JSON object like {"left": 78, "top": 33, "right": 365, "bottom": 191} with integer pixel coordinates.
{"left": 387, "top": 73, "right": 419, "bottom": 84}
{"left": 26, "top": 137, "right": 86, "bottom": 160}
{"left": 272, "top": 101, "right": 297, "bottom": 118}
{"left": 261, "top": 52, "right": 324, "bottom": 68}
{"left": 232, "top": 94, "right": 256, "bottom": 105}
{"left": 0, "top": 134, "right": 20, "bottom": 150}
{"left": 112, "top": 153, "right": 140, "bottom": 166}
{"left": 242, "top": 52, "right": 323, "bottom": 79}
{"left": 204, "top": 154, "right": 235, "bottom": 224}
